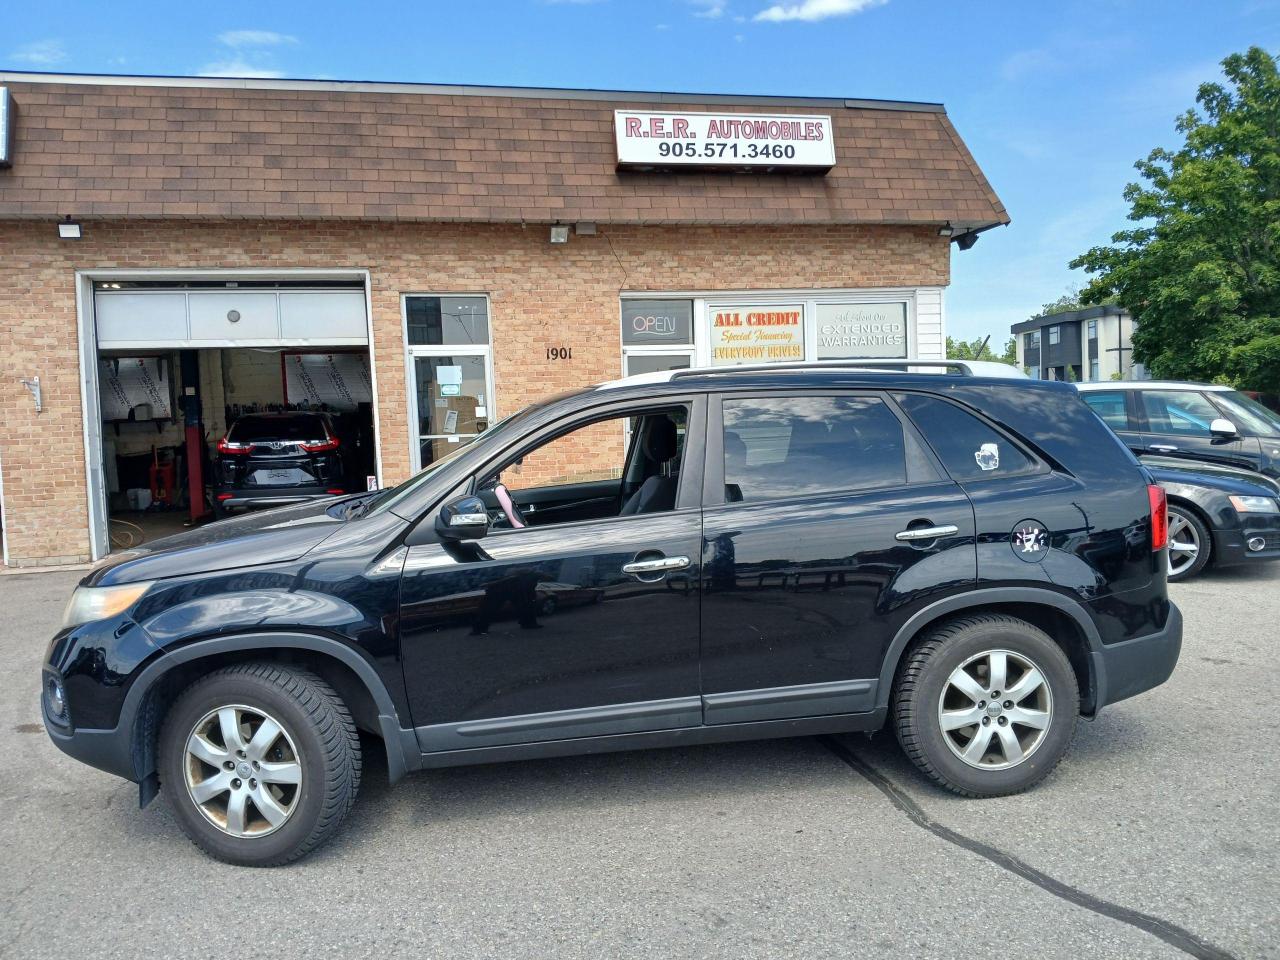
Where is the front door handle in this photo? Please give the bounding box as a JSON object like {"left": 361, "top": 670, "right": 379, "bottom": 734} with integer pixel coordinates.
{"left": 1148, "top": 444, "right": 1179, "bottom": 453}
{"left": 895, "top": 524, "right": 959, "bottom": 542}
{"left": 622, "top": 555, "right": 691, "bottom": 576}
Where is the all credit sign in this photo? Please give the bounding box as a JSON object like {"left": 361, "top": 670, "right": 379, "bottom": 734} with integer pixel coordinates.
{"left": 614, "top": 110, "right": 835, "bottom": 171}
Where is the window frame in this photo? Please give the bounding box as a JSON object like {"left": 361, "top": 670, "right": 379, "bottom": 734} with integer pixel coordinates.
{"left": 463, "top": 394, "right": 708, "bottom": 536}
{"left": 891, "top": 390, "right": 1049, "bottom": 486}
{"left": 1047, "top": 325, "right": 1061, "bottom": 346}
{"left": 702, "top": 389, "right": 944, "bottom": 508}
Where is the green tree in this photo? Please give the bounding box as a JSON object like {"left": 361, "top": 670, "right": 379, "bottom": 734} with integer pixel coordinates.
{"left": 946, "top": 335, "right": 1017, "bottom": 365}
{"left": 1071, "top": 47, "right": 1280, "bottom": 391}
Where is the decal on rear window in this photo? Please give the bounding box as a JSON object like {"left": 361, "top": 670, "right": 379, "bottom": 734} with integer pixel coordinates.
{"left": 974, "top": 443, "right": 1000, "bottom": 472}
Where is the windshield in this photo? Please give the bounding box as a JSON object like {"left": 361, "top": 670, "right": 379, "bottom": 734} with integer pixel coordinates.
{"left": 1214, "top": 391, "right": 1280, "bottom": 438}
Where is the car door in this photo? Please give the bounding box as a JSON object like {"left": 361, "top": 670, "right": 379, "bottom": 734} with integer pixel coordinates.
{"left": 699, "top": 391, "right": 976, "bottom": 724}
{"left": 398, "top": 396, "right": 706, "bottom": 753}
{"left": 1138, "top": 389, "right": 1258, "bottom": 471}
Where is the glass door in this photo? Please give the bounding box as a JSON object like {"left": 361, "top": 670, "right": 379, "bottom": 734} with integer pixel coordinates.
{"left": 411, "top": 352, "right": 492, "bottom": 469}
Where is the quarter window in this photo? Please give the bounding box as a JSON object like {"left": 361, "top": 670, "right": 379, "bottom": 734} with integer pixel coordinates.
{"left": 722, "top": 396, "right": 907, "bottom": 502}
{"left": 895, "top": 393, "right": 1036, "bottom": 481}
{"left": 1140, "top": 391, "right": 1222, "bottom": 437}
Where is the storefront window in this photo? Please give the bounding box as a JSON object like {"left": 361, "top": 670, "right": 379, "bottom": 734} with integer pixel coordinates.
{"left": 709, "top": 305, "right": 804, "bottom": 365}
{"left": 621, "top": 299, "right": 694, "bottom": 379}
{"left": 815, "top": 302, "right": 908, "bottom": 359}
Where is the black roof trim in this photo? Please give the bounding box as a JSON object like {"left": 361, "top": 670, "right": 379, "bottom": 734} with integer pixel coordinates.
{"left": 0, "top": 69, "right": 947, "bottom": 113}
{"left": 1011, "top": 303, "right": 1128, "bottom": 334}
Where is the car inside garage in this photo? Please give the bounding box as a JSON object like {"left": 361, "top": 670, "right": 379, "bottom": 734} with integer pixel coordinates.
{"left": 92, "top": 279, "right": 377, "bottom": 551}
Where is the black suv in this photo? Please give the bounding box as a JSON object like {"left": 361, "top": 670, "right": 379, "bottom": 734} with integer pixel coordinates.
{"left": 213, "top": 411, "right": 347, "bottom": 514}
{"left": 43, "top": 362, "right": 1182, "bottom": 866}
{"left": 1078, "top": 381, "right": 1280, "bottom": 478}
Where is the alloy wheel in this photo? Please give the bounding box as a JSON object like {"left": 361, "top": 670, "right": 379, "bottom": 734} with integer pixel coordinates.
{"left": 1167, "top": 511, "right": 1201, "bottom": 578}
{"left": 184, "top": 704, "right": 303, "bottom": 838}
{"left": 936, "top": 649, "right": 1053, "bottom": 770}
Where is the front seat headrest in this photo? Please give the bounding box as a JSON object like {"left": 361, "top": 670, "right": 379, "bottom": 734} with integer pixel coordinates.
{"left": 643, "top": 417, "right": 678, "bottom": 463}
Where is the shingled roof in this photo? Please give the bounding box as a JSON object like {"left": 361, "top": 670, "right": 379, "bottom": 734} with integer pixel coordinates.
{"left": 0, "top": 73, "right": 1008, "bottom": 229}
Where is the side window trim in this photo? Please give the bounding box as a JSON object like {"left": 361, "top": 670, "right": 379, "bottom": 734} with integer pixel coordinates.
{"left": 703, "top": 389, "right": 935, "bottom": 509}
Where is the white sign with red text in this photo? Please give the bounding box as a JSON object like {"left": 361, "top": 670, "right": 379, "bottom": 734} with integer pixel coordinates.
{"left": 614, "top": 111, "right": 835, "bottom": 169}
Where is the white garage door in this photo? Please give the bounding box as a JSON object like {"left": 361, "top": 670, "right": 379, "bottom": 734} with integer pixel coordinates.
{"left": 95, "top": 288, "right": 368, "bottom": 349}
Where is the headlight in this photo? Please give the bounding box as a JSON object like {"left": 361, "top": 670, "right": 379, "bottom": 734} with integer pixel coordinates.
{"left": 61, "top": 581, "right": 154, "bottom": 628}
{"left": 1229, "top": 495, "right": 1280, "bottom": 514}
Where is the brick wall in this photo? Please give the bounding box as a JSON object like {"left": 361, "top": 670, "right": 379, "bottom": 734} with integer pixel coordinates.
{"left": 0, "top": 218, "right": 948, "bottom": 566}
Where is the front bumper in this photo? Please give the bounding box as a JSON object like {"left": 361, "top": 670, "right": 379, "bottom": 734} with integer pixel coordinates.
{"left": 43, "top": 694, "right": 137, "bottom": 782}
{"left": 1211, "top": 514, "right": 1280, "bottom": 568}
{"left": 1092, "top": 602, "right": 1183, "bottom": 710}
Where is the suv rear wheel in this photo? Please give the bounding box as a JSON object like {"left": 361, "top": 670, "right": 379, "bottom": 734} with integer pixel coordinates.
{"left": 158, "top": 662, "right": 361, "bottom": 866}
{"left": 893, "top": 614, "right": 1078, "bottom": 797}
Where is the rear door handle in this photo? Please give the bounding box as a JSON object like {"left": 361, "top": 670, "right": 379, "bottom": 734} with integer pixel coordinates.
{"left": 895, "top": 525, "right": 959, "bottom": 542}
{"left": 1148, "top": 444, "right": 1179, "bottom": 453}
{"left": 622, "top": 555, "right": 691, "bottom": 575}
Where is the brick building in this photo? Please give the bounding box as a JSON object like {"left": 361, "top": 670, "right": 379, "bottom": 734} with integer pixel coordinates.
{"left": 0, "top": 72, "right": 1007, "bottom": 567}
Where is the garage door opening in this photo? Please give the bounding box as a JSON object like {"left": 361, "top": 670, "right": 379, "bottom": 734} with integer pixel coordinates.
{"left": 90, "top": 279, "right": 377, "bottom": 554}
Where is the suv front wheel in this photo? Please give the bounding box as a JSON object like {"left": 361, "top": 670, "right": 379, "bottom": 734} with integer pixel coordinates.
{"left": 893, "top": 614, "right": 1078, "bottom": 797}
{"left": 158, "top": 662, "right": 362, "bottom": 866}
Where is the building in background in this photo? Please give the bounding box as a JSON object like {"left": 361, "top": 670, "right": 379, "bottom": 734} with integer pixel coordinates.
{"left": 1012, "top": 304, "right": 1147, "bottom": 382}
{"left": 0, "top": 71, "right": 1007, "bottom": 567}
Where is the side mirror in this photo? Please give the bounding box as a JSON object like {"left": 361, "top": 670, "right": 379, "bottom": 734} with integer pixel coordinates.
{"left": 435, "top": 494, "right": 490, "bottom": 541}
{"left": 1210, "top": 417, "right": 1239, "bottom": 439}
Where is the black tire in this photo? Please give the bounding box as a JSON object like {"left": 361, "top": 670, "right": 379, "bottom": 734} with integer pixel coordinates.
{"left": 1166, "top": 504, "right": 1211, "bottom": 583}
{"left": 893, "top": 614, "right": 1078, "bottom": 797}
{"left": 159, "top": 662, "right": 361, "bottom": 866}
{"left": 539, "top": 595, "right": 557, "bottom": 616}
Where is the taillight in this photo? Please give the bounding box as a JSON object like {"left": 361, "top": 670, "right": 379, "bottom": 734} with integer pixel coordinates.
{"left": 300, "top": 438, "right": 339, "bottom": 453}
{"left": 1148, "top": 484, "right": 1168, "bottom": 552}
{"left": 217, "top": 438, "right": 252, "bottom": 455}
{"left": 326, "top": 488, "right": 345, "bottom": 495}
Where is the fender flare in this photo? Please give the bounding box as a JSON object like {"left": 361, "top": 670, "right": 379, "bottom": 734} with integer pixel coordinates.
{"left": 123, "top": 632, "right": 417, "bottom": 784}
{"left": 875, "top": 587, "right": 1107, "bottom": 711}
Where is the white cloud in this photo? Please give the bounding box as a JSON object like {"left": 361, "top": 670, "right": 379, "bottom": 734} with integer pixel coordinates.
{"left": 656, "top": 22, "right": 671, "bottom": 29}
{"left": 217, "top": 30, "right": 298, "bottom": 47}
{"left": 10, "top": 39, "right": 68, "bottom": 65}
{"left": 1000, "top": 48, "right": 1054, "bottom": 82}
{"left": 197, "top": 59, "right": 285, "bottom": 78}
{"left": 753, "top": 0, "right": 885, "bottom": 22}
{"left": 690, "top": 0, "right": 727, "bottom": 18}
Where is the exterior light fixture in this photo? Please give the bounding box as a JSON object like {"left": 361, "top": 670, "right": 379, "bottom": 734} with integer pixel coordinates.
{"left": 574, "top": 222, "right": 597, "bottom": 236}
{"left": 549, "top": 224, "right": 570, "bottom": 244}
{"left": 955, "top": 231, "right": 979, "bottom": 251}
{"left": 937, "top": 222, "right": 954, "bottom": 238}
{"left": 57, "top": 216, "right": 82, "bottom": 240}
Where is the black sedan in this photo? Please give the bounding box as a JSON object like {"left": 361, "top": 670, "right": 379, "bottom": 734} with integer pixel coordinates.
{"left": 1143, "top": 455, "right": 1280, "bottom": 581}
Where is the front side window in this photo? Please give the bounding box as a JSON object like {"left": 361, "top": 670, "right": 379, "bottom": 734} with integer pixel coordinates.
{"left": 895, "top": 393, "right": 1037, "bottom": 482}
{"left": 1081, "top": 391, "right": 1130, "bottom": 431}
{"left": 722, "top": 395, "right": 906, "bottom": 502}
{"left": 482, "top": 405, "right": 689, "bottom": 527}
{"left": 1141, "top": 390, "right": 1223, "bottom": 437}
{"left": 1212, "top": 391, "right": 1280, "bottom": 438}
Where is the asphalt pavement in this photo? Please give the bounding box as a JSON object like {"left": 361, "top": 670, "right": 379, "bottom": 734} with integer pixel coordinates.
{"left": 1, "top": 563, "right": 1275, "bottom": 960}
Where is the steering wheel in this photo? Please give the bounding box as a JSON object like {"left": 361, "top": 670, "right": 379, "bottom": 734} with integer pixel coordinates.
{"left": 493, "top": 483, "right": 527, "bottom": 529}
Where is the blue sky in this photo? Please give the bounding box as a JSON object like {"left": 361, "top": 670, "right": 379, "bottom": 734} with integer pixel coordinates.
{"left": 4, "top": 0, "right": 1278, "bottom": 342}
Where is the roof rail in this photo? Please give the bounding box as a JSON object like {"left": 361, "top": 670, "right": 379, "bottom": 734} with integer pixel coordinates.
{"left": 668, "top": 359, "right": 1025, "bottom": 379}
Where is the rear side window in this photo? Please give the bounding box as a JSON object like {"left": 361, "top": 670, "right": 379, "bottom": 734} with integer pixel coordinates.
{"left": 1081, "top": 391, "right": 1130, "bottom": 431}
{"left": 894, "top": 393, "right": 1036, "bottom": 482}
{"left": 228, "top": 415, "right": 328, "bottom": 442}
{"left": 722, "top": 395, "right": 906, "bottom": 502}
